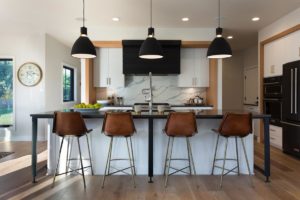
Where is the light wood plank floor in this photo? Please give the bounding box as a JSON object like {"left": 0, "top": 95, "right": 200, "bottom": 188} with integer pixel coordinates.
{"left": 0, "top": 141, "right": 300, "bottom": 200}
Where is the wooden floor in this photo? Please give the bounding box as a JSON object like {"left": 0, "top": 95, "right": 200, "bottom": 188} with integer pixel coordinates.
{"left": 0, "top": 141, "right": 300, "bottom": 200}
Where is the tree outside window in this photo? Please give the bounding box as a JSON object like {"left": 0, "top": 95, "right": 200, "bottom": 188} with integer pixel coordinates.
{"left": 63, "top": 66, "right": 74, "bottom": 102}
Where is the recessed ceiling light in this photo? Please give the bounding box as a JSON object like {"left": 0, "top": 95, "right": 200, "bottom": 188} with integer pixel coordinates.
{"left": 252, "top": 17, "right": 260, "bottom": 21}
{"left": 112, "top": 17, "right": 120, "bottom": 22}
{"left": 182, "top": 17, "right": 189, "bottom": 22}
{"left": 227, "top": 36, "right": 233, "bottom": 39}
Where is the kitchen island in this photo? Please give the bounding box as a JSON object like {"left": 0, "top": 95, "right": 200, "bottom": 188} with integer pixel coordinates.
{"left": 30, "top": 109, "right": 271, "bottom": 183}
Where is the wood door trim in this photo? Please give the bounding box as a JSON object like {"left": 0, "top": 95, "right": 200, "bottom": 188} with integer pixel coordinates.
{"left": 259, "top": 24, "right": 300, "bottom": 142}
{"left": 92, "top": 40, "right": 211, "bottom": 48}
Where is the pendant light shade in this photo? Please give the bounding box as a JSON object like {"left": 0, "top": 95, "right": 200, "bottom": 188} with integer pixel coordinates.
{"left": 207, "top": 27, "right": 232, "bottom": 59}
{"left": 207, "top": 0, "right": 232, "bottom": 59}
{"left": 139, "top": 0, "right": 163, "bottom": 59}
{"left": 71, "top": 0, "right": 96, "bottom": 59}
{"left": 139, "top": 28, "right": 163, "bottom": 59}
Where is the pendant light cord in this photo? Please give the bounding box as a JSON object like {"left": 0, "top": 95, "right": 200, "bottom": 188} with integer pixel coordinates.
{"left": 150, "top": 0, "right": 152, "bottom": 27}
{"left": 83, "top": 0, "right": 85, "bottom": 27}
{"left": 218, "top": 0, "right": 220, "bottom": 27}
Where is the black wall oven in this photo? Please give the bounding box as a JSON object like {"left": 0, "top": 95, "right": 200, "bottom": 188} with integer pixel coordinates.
{"left": 263, "top": 76, "right": 282, "bottom": 126}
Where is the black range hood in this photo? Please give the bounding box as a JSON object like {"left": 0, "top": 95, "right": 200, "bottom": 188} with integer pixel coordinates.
{"left": 122, "top": 40, "right": 181, "bottom": 75}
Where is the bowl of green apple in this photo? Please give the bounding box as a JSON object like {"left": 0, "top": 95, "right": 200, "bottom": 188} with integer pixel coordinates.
{"left": 73, "top": 103, "right": 102, "bottom": 112}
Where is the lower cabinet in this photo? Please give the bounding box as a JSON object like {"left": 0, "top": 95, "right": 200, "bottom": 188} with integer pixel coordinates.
{"left": 270, "top": 124, "right": 282, "bottom": 150}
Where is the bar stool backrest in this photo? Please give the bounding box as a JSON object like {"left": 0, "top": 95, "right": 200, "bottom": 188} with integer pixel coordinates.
{"left": 102, "top": 112, "right": 136, "bottom": 137}
{"left": 218, "top": 112, "right": 252, "bottom": 137}
{"left": 164, "top": 112, "right": 197, "bottom": 137}
{"left": 52, "top": 111, "right": 88, "bottom": 137}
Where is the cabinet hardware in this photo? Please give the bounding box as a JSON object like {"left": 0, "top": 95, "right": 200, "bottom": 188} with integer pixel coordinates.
{"left": 281, "top": 121, "right": 300, "bottom": 127}
{"left": 291, "top": 69, "right": 294, "bottom": 114}
{"left": 295, "top": 68, "right": 298, "bottom": 114}
{"left": 270, "top": 129, "right": 276, "bottom": 132}
{"left": 270, "top": 137, "right": 275, "bottom": 140}
{"left": 293, "top": 148, "right": 300, "bottom": 152}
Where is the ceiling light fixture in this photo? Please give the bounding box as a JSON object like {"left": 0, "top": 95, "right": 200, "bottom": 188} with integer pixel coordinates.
{"left": 207, "top": 0, "right": 232, "bottom": 59}
{"left": 112, "top": 17, "right": 120, "bottom": 22}
{"left": 182, "top": 17, "right": 189, "bottom": 22}
{"left": 139, "top": 0, "right": 163, "bottom": 59}
{"left": 227, "top": 35, "right": 233, "bottom": 39}
{"left": 71, "top": 0, "right": 96, "bottom": 59}
{"left": 252, "top": 17, "right": 260, "bottom": 21}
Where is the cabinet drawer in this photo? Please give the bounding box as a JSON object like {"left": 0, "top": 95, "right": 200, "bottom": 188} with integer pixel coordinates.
{"left": 270, "top": 125, "right": 282, "bottom": 149}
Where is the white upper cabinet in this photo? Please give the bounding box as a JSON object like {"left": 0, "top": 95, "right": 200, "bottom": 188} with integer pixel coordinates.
{"left": 264, "top": 30, "right": 300, "bottom": 78}
{"left": 178, "top": 48, "right": 209, "bottom": 87}
{"left": 94, "top": 48, "right": 124, "bottom": 88}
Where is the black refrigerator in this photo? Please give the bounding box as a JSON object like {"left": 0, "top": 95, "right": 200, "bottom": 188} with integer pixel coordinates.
{"left": 282, "top": 60, "right": 300, "bottom": 157}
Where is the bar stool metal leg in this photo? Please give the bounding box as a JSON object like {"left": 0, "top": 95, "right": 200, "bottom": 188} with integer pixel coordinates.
{"left": 219, "top": 137, "right": 229, "bottom": 189}
{"left": 66, "top": 137, "right": 70, "bottom": 173}
{"left": 129, "top": 137, "right": 136, "bottom": 175}
{"left": 187, "top": 138, "right": 196, "bottom": 175}
{"left": 235, "top": 136, "right": 240, "bottom": 175}
{"left": 66, "top": 137, "right": 74, "bottom": 175}
{"left": 211, "top": 134, "right": 220, "bottom": 175}
{"left": 186, "top": 138, "right": 192, "bottom": 175}
{"left": 165, "top": 137, "right": 174, "bottom": 188}
{"left": 126, "top": 137, "right": 136, "bottom": 187}
{"left": 86, "top": 134, "right": 94, "bottom": 175}
{"left": 241, "top": 138, "right": 253, "bottom": 187}
{"left": 77, "top": 137, "right": 86, "bottom": 189}
{"left": 102, "top": 137, "right": 113, "bottom": 188}
{"left": 163, "top": 137, "right": 171, "bottom": 176}
{"left": 52, "top": 136, "right": 65, "bottom": 187}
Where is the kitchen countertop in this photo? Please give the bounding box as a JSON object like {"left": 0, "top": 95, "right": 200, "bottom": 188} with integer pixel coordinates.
{"left": 31, "top": 109, "right": 269, "bottom": 119}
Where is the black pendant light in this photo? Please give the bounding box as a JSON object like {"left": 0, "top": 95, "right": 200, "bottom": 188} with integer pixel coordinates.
{"left": 207, "top": 0, "right": 232, "bottom": 59}
{"left": 71, "top": 0, "right": 96, "bottom": 59}
{"left": 139, "top": 0, "right": 163, "bottom": 59}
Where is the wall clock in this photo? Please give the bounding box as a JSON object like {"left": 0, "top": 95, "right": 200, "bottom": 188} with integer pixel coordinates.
{"left": 17, "top": 62, "right": 43, "bottom": 87}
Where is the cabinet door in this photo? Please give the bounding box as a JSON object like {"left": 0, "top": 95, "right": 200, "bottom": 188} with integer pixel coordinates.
{"left": 108, "top": 48, "right": 124, "bottom": 88}
{"left": 99, "top": 48, "right": 110, "bottom": 87}
{"left": 178, "top": 48, "right": 194, "bottom": 87}
{"left": 194, "top": 48, "right": 209, "bottom": 87}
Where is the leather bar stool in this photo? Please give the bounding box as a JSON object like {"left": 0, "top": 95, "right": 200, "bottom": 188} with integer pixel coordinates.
{"left": 52, "top": 111, "right": 94, "bottom": 188}
{"left": 101, "top": 112, "right": 136, "bottom": 188}
{"left": 163, "top": 112, "right": 198, "bottom": 187}
{"left": 211, "top": 112, "right": 253, "bottom": 189}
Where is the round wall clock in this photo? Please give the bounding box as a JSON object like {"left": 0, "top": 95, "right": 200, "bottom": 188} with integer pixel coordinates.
{"left": 17, "top": 62, "right": 43, "bottom": 87}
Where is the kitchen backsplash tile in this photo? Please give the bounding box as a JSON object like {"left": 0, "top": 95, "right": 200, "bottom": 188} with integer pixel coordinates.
{"left": 101, "top": 76, "right": 206, "bottom": 105}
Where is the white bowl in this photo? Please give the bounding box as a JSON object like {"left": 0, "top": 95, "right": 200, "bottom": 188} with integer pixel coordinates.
{"left": 97, "top": 100, "right": 110, "bottom": 106}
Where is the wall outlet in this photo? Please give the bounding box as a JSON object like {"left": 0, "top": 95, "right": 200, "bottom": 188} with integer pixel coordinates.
{"left": 270, "top": 65, "right": 275, "bottom": 74}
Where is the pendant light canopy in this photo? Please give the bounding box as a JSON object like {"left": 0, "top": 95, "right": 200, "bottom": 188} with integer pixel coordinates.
{"left": 207, "top": 0, "right": 232, "bottom": 59}
{"left": 71, "top": 0, "right": 96, "bottom": 59}
{"left": 139, "top": 0, "right": 163, "bottom": 59}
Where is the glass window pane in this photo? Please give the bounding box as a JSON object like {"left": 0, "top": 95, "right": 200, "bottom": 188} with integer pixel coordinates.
{"left": 0, "top": 59, "right": 13, "bottom": 125}
{"left": 63, "top": 66, "right": 74, "bottom": 102}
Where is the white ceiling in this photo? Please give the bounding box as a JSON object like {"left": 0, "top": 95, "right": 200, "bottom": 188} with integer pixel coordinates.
{"left": 1, "top": 0, "right": 300, "bottom": 50}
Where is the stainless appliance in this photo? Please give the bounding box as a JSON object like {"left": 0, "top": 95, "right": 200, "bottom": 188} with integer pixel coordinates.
{"left": 282, "top": 60, "right": 300, "bottom": 157}
{"left": 263, "top": 76, "right": 282, "bottom": 126}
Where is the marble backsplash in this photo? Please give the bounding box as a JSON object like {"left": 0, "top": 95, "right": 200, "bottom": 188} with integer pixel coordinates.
{"left": 100, "top": 75, "right": 207, "bottom": 105}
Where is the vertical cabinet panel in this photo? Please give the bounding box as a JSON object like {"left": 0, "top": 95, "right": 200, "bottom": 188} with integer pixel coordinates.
{"left": 93, "top": 48, "right": 124, "bottom": 88}
{"left": 178, "top": 48, "right": 209, "bottom": 87}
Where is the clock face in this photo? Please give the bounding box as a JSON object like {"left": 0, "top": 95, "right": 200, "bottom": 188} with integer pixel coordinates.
{"left": 17, "top": 63, "right": 42, "bottom": 86}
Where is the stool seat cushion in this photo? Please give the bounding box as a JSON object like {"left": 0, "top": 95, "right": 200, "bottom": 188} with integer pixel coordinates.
{"left": 164, "top": 112, "right": 197, "bottom": 137}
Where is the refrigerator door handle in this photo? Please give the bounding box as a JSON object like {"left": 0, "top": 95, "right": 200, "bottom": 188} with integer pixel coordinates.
{"left": 295, "top": 68, "right": 298, "bottom": 114}
{"left": 291, "top": 68, "right": 294, "bottom": 114}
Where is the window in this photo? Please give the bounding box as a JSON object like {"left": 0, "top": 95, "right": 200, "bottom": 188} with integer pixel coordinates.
{"left": 63, "top": 66, "right": 74, "bottom": 102}
{"left": 0, "top": 58, "right": 13, "bottom": 126}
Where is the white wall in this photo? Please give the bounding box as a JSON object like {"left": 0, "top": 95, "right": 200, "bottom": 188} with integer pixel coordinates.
{"left": 0, "top": 33, "right": 46, "bottom": 140}
{"left": 0, "top": 33, "right": 80, "bottom": 141}
{"left": 243, "top": 45, "right": 258, "bottom": 69}
{"left": 45, "top": 34, "right": 81, "bottom": 111}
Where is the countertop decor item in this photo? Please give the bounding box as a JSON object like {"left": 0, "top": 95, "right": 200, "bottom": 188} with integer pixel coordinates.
{"left": 139, "top": 0, "right": 163, "bottom": 59}
{"left": 73, "top": 103, "right": 101, "bottom": 112}
{"left": 71, "top": 0, "right": 96, "bottom": 59}
{"left": 207, "top": 0, "right": 232, "bottom": 59}
{"left": 17, "top": 62, "right": 42, "bottom": 87}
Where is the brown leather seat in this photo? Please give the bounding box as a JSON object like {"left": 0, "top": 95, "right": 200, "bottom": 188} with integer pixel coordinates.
{"left": 53, "top": 111, "right": 90, "bottom": 137}
{"left": 217, "top": 112, "right": 252, "bottom": 137}
{"left": 164, "top": 112, "right": 197, "bottom": 137}
{"left": 102, "top": 112, "right": 136, "bottom": 137}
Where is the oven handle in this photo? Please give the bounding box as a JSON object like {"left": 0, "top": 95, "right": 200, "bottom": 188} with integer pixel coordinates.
{"left": 295, "top": 68, "right": 297, "bottom": 114}
{"left": 263, "top": 98, "right": 282, "bottom": 101}
{"left": 281, "top": 121, "right": 300, "bottom": 127}
{"left": 291, "top": 68, "right": 294, "bottom": 114}
{"left": 263, "top": 82, "right": 281, "bottom": 85}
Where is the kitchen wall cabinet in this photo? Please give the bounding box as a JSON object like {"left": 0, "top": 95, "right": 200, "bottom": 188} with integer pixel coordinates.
{"left": 178, "top": 48, "right": 209, "bottom": 87}
{"left": 264, "top": 30, "right": 300, "bottom": 78}
{"left": 94, "top": 48, "right": 124, "bottom": 88}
